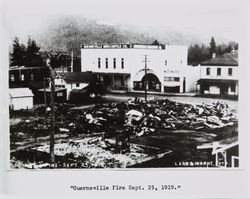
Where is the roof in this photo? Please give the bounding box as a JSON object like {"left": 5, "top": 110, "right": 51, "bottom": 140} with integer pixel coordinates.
{"left": 70, "top": 88, "right": 89, "bottom": 94}
{"left": 81, "top": 43, "right": 164, "bottom": 49}
{"left": 57, "top": 72, "right": 92, "bottom": 84}
{"left": 93, "top": 72, "right": 130, "bottom": 75}
{"left": 38, "top": 87, "right": 66, "bottom": 92}
{"left": 9, "top": 66, "right": 49, "bottom": 70}
{"left": 197, "top": 136, "right": 238, "bottom": 155}
{"left": 9, "top": 88, "right": 34, "bottom": 98}
{"left": 197, "top": 79, "right": 238, "bottom": 84}
{"left": 200, "top": 51, "right": 238, "bottom": 66}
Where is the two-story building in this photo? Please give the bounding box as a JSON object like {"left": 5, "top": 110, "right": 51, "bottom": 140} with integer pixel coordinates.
{"left": 197, "top": 51, "right": 238, "bottom": 96}
{"left": 9, "top": 66, "right": 50, "bottom": 89}
{"left": 81, "top": 43, "right": 189, "bottom": 93}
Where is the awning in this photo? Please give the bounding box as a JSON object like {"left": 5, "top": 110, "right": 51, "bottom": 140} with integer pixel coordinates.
{"left": 197, "top": 79, "right": 238, "bottom": 85}
{"left": 93, "top": 72, "right": 130, "bottom": 76}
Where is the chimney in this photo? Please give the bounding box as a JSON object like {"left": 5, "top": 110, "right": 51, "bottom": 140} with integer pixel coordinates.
{"left": 212, "top": 52, "right": 216, "bottom": 58}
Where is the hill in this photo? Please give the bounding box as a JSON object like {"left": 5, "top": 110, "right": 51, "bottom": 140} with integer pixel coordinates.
{"left": 36, "top": 16, "right": 237, "bottom": 56}
{"left": 37, "top": 16, "right": 156, "bottom": 56}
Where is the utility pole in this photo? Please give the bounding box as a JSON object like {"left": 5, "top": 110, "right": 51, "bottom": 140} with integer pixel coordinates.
{"left": 46, "top": 55, "right": 55, "bottom": 166}
{"left": 50, "top": 66, "right": 56, "bottom": 165}
{"left": 46, "top": 51, "right": 67, "bottom": 166}
{"left": 142, "top": 55, "right": 150, "bottom": 101}
{"left": 43, "top": 77, "right": 47, "bottom": 114}
{"left": 71, "top": 49, "right": 74, "bottom": 72}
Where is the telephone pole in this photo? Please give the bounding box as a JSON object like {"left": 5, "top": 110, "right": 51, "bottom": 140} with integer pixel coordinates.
{"left": 46, "top": 54, "right": 56, "bottom": 166}
{"left": 46, "top": 51, "right": 69, "bottom": 166}
{"left": 71, "top": 49, "right": 74, "bottom": 72}
{"left": 43, "top": 77, "right": 47, "bottom": 114}
{"left": 142, "top": 55, "right": 150, "bottom": 101}
{"left": 50, "top": 66, "right": 55, "bottom": 165}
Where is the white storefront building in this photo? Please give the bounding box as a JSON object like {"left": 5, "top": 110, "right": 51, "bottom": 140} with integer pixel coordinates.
{"left": 81, "top": 43, "right": 191, "bottom": 93}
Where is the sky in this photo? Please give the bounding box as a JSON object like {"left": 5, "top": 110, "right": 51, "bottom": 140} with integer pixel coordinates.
{"left": 1, "top": 0, "right": 249, "bottom": 43}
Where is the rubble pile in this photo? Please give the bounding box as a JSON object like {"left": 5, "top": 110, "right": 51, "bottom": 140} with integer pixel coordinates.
{"left": 66, "top": 98, "right": 237, "bottom": 137}
{"left": 10, "top": 99, "right": 237, "bottom": 141}
{"left": 10, "top": 98, "right": 238, "bottom": 168}
{"left": 32, "top": 137, "right": 155, "bottom": 168}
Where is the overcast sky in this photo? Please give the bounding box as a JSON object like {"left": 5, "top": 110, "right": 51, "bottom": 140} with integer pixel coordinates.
{"left": 2, "top": 0, "right": 248, "bottom": 43}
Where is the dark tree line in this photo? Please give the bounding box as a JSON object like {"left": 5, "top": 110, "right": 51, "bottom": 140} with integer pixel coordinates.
{"left": 10, "top": 37, "right": 45, "bottom": 67}
{"left": 188, "top": 37, "right": 238, "bottom": 65}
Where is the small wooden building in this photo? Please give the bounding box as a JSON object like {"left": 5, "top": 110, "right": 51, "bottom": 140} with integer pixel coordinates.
{"left": 9, "top": 88, "right": 34, "bottom": 110}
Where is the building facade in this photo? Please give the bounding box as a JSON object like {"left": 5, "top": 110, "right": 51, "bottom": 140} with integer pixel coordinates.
{"left": 81, "top": 43, "right": 188, "bottom": 93}
{"left": 197, "top": 51, "right": 238, "bottom": 96}
{"left": 54, "top": 72, "right": 92, "bottom": 100}
{"left": 9, "top": 66, "right": 50, "bottom": 89}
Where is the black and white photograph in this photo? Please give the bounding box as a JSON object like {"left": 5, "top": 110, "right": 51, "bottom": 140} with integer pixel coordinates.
{"left": 5, "top": 0, "right": 242, "bottom": 170}
{"left": 2, "top": 0, "right": 250, "bottom": 198}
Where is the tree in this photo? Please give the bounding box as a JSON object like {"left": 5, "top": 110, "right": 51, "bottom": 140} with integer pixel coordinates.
{"left": 10, "top": 37, "right": 26, "bottom": 66}
{"left": 210, "top": 37, "right": 216, "bottom": 57}
{"left": 25, "top": 38, "right": 44, "bottom": 67}
{"left": 152, "top": 40, "right": 160, "bottom": 45}
{"left": 10, "top": 37, "right": 45, "bottom": 67}
{"left": 188, "top": 39, "right": 238, "bottom": 65}
{"left": 188, "top": 44, "right": 210, "bottom": 65}
{"left": 216, "top": 46, "right": 223, "bottom": 56}
{"left": 224, "top": 45, "right": 232, "bottom": 53}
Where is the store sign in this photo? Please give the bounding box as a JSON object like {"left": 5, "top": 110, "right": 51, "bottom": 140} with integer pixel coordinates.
{"left": 164, "top": 69, "right": 180, "bottom": 74}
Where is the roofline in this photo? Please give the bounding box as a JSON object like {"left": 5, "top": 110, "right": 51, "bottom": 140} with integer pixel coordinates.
{"left": 38, "top": 87, "right": 66, "bottom": 92}
{"left": 227, "top": 53, "right": 238, "bottom": 63}
{"left": 9, "top": 66, "right": 49, "bottom": 71}
{"left": 92, "top": 72, "right": 130, "bottom": 75}
{"left": 81, "top": 44, "right": 188, "bottom": 50}
{"left": 197, "top": 140, "right": 238, "bottom": 152}
{"left": 81, "top": 43, "right": 166, "bottom": 50}
{"left": 81, "top": 43, "right": 163, "bottom": 46}
{"left": 212, "top": 141, "right": 239, "bottom": 154}
{"left": 198, "top": 78, "right": 238, "bottom": 81}
{"left": 9, "top": 95, "right": 34, "bottom": 98}
{"left": 64, "top": 80, "right": 90, "bottom": 84}
{"left": 197, "top": 79, "right": 238, "bottom": 84}
{"left": 200, "top": 64, "right": 238, "bottom": 67}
